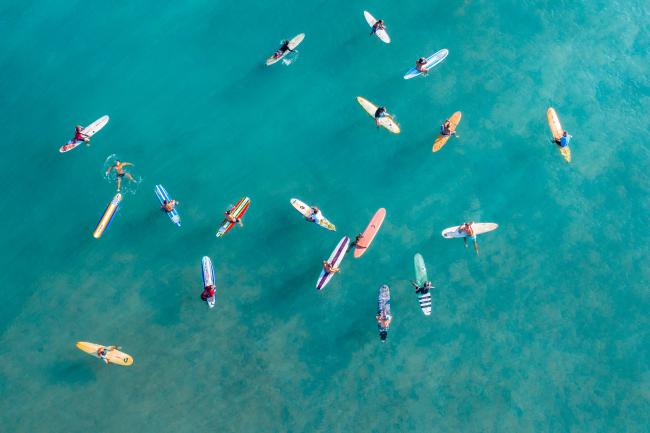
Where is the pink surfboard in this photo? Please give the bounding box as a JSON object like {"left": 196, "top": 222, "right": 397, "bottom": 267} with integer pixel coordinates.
{"left": 354, "top": 208, "right": 386, "bottom": 258}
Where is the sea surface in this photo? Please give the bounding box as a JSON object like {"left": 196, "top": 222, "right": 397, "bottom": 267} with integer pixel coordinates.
{"left": 0, "top": 1, "right": 648, "bottom": 432}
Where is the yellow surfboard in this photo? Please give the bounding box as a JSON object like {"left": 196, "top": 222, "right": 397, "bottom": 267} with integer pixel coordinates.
{"left": 356, "top": 96, "right": 400, "bottom": 134}
{"left": 432, "top": 111, "right": 461, "bottom": 152}
{"left": 546, "top": 107, "right": 571, "bottom": 163}
{"left": 76, "top": 341, "right": 134, "bottom": 366}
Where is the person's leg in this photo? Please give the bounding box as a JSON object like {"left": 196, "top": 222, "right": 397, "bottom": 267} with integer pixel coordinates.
{"left": 117, "top": 176, "right": 122, "bottom": 191}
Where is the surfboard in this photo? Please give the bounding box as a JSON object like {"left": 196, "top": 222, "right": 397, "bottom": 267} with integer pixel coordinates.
{"left": 363, "top": 11, "right": 390, "bottom": 44}
{"left": 356, "top": 96, "right": 400, "bottom": 134}
{"left": 60, "top": 115, "right": 110, "bottom": 153}
{"left": 93, "top": 193, "right": 122, "bottom": 239}
{"left": 154, "top": 184, "right": 181, "bottom": 227}
{"left": 316, "top": 236, "right": 350, "bottom": 290}
{"left": 414, "top": 253, "right": 432, "bottom": 316}
{"left": 202, "top": 256, "right": 216, "bottom": 308}
{"left": 216, "top": 197, "right": 250, "bottom": 237}
{"left": 432, "top": 111, "right": 462, "bottom": 152}
{"left": 75, "top": 341, "right": 133, "bottom": 366}
{"left": 266, "top": 33, "right": 305, "bottom": 66}
{"left": 377, "top": 284, "right": 391, "bottom": 341}
{"left": 354, "top": 208, "right": 386, "bottom": 258}
{"left": 290, "top": 198, "right": 336, "bottom": 231}
{"left": 441, "top": 223, "right": 498, "bottom": 238}
{"left": 547, "top": 107, "right": 571, "bottom": 163}
{"left": 403, "top": 49, "right": 448, "bottom": 80}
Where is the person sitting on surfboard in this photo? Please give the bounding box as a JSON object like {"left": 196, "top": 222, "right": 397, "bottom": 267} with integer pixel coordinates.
{"left": 441, "top": 119, "right": 457, "bottom": 137}
{"left": 554, "top": 131, "right": 572, "bottom": 148}
{"left": 416, "top": 57, "right": 429, "bottom": 75}
{"left": 225, "top": 208, "right": 244, "bottom": 227}
{"left": 162, "top": 199, "right": 178, "bottom": 213}
{"left": 322, "top": 261, "right": 340, "bottom": 274}
{"left": 97, "top": 346, "right": 117, "bottom": 365}
{"left": 272, "top": 40, "right": 295, "bottom": 59}
{"left": 72, "top": 125, "right": 90, "bottom": 144}
{"left": 307, "top": 206, "right": 323, "bottom": 223}
{"left": 105, "top": 160, "right": 136, "bottom": 192}
{"left": 374, "top": 106, "right": 387, "bottom": 126}
{"left": 348, "top": 233, "right": 364, "bottom": 249}
{"left": 410, "top": 280, "right": 433, "bottom": 294}
{"left": 201, "top": 284, "right": 216, "bottom": 302}
{"left": 371, "top": 19, "right": 385, "bottom": 34}
{"left": 458, "top": 222, "right": 479, "bottom": 255}
{"left": 375, "top": 312, "right": 392, "bottom": 329}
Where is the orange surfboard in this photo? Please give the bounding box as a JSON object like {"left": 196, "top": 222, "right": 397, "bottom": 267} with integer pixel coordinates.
{"left": 432, "top": 111, "right": 461, "bottom": 152}
{"left": 354, "top": 208, "right": 386, "bottom": 258}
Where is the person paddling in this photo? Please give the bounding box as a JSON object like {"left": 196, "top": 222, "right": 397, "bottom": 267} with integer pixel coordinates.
{"left": 161, "top": 199, "right": 178, "bottom": 213}
{"left": 371, "top": 19, "right": 386, "bottom": 35}
{"left": 415, "top": 57, "right": 429, "bottom": 75}
{"left": 225, "top": 207, "right": 244, "bottom": 227}
{"left": 554, "top": 130, "right": 572, "bottom": 148}
{"left": 458, "top": 222, "right": 479, "bottom": 255}
{"left": 96, "top": 346, "right": 118, "bottom": 365}
{"left": 272, "top": 40, "right": 294, "bottom": 60}
{"left": 105, "top": 160, "right": 136, "bottom": 192}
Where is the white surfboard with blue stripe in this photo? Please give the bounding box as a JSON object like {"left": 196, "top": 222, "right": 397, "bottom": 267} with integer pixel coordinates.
{"left": 154, "top": 184, "right": 181, "bottom": 227}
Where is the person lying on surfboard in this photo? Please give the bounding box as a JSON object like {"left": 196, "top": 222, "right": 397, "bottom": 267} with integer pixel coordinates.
{"left": 225, "top": 207, "right": 244, "bottom": 227}
{"left": 415, "top": 57, "right": 429, "bottom": 75}
{"left": 410, "top": 280, "right": 433, "bottom": 294}
{"left": 162, "top": 199, "right": 178, "bottom": 213}
{"left": 97, "top": 346, "right": 118, "bottom": 365}
{"left": 371, "top": 19, "right": 385, "bottom": 34}
{"left": 201, "top": 284, "right": 216, "bottom": 302}
{"left": 72, "top": 125, "right": 90, "bottom": 145}
{"left": 458, "top": 222, "right": 479, "bottom": 255}
{"left": 272, "top": 40, "right": 295, "bottom": 59}
{"left": 441, "top": 119, "right": 458, "bottom": 137}
{"left": 374, "top": 106, "right": 387, "bottom": 127}
{"left": 348, "top": 233, "right": 364, "bottom": 250}
{"left": 105, "top": 160, "right": 136, "bottom": 192}
{"left": 554, "top": 131, "right": 572, "bottom": 148}
{"left": 322, "top": 261, "right": 340, "bottom": 274}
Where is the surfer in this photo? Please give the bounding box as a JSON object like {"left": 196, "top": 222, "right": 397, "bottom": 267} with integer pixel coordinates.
{"left": 376, "top": 311, "right": 392, "bottom": 341}
{"left": 225, "top": 207, "right": 244, "bottom": 227}
{"left": 272, "top": 40, "right": 294, "bottom": 59}
{"left": 554, "top": 131, "right": 572, "bottom": 148}
{"left": 458, "top": 222, "right": 479, "bottom": 255}
{"left": 371, "top": 19, "right": 385, "bottom": 35}
{"left": 374, "top": 106, "right": 387, "bottom": 126}
{"left": 348, "top": 233, "right": 364, "bottom": 249}
{"left": 416, "top": 57, "right": 429, "bottom": 75}
{"left": 72, "top": 125, "right": 90, "bottom": 144}
{"left": 441, "top": 119, "right": 457, "bottom": 137}
{"left": 201, "top": 284, "right": 216, "bottom": 302}
{"left": 322, "top": 260, "right": 340, "bottom": 274}
{"left": 410, "top": 280, "right": 433, "bottom": 294}
{"left": 96, "top": 346, "right": 117, "bottom": 365}
{"left": 307, "top": 206, "right": 323, "bottom": 223}
{"left": 105, "top": 160, "right": 136, "bottom": 192}
{"left": 161, "top": 199, "right": 178, "bottom": 213}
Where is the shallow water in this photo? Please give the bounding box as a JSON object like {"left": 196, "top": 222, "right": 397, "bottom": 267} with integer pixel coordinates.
{"left": 0, "top": 1, "right": 648, "bottom": 432}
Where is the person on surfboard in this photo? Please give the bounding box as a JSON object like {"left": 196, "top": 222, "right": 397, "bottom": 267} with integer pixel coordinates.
{"left": 322, "top": 260, "right": 340, "bottom": 274}
{"left": 162, "top": 199, "right": 178, "bottom": 213}
{"left": 554, "top": 131, "right": 572, "bottom": 148}
{"left": 307, "top": 206, "right": 323, "bottom": 223}
{"left": 105, "top": 160, "right": 136, "bottom": 192}
{"left": 410, "top": 280, "right": 433, "bottom": 294}
{"left": 348, "top": 233, "right": 364, "bottom": 250}
{"left": 371, "top": 19, "right": 385, "bottom": 35}
{"left": 374, "top": 106, "right": 388, "bottom": 127}
{"left": 415, "top": 57, "right": 429, "bottom": 75}
{"left": 201, "top": 284, "right": 216, "bottom": 303}
{"left": 441, "top": 119, "right": 457, "bottom": 137}
{"left": 458, "top": 222, "right": 479, "bottom": 255}
{"left": 272, "top": 40, "right": 295, "bottom": 59}
{"left": 72, "top": 125, "right": 90, "bottom": 145}
{"left": 376, "top": 311, "right": 392, "bottom": 335}
{"left": 225, "top": 207, "right": 244, "bottom": 227}
{"left": 97, "top": 346, "right": 118, "bottom": 365}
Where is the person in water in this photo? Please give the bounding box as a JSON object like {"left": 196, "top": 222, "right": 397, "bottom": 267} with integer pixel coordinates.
{"left": 371, "top": 19, "right": 385, "bottom": 35}
{"left": 458, "top": 222, "right": 479, "bottom": 255}
{"left": 201, "top": 284, "right": 216, "bottom": 302}
{"left": 441, "top": 119, "right": 457, "bottom": 137}
{"left": 273, "top": 40, "right": 294, "bottom": 59}
{"left": 306, "top": 206, "right": 322, "bottom": 223}
{"left": 96, "top": 346, "right": 117, "bottom": 365}
{"left": 72, "top": 125, "right": 90, "bottom": 145}
{"left": 554, "top": 131, "right": 572, "bottom": 148}
{"left": 416, "top": 57, "right": 429, "bottom": 75}
{"left": 348, "top": 233, "right": 364, "bottom": 249}
{"left": 322, "top": 260, "right": 340, "bottom": 274}
{"left": 410, "top": 280, "right": 433, "bottom": 294}
{"left": 161, "top": 199, "right": 178, "bottom": 212}
{"left": 105, "top": 160, "right": 135, "bottom": 192}
{"left": 374, "top": 106, "right": 387, "bottom": 127}
{"left": 225, "top": 207, "right": 244, "bottom": 227}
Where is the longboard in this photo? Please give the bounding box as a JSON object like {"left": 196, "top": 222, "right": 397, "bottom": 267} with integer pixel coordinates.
{"left": 266, "top": 33, "right": 305, "bottom": 66}
{"left": 216, "top": 197, "right": 250, "bottom": 237}
{"left": 356, "top": 96, "right": 400, "bottom": 134}
{"left": 93, "top": 193, "right": 122, "bottom": 239}
{"left": 316, "top": 236, "right": 350, "bottom": 290}
{"left": 154, "top": 184, "right": 181, "bottom": 227}
{"left": 60, "top": 115, "right": 109, "bottom": 153}
{"left": 363, "top": 11, "right": 390, "bottom": 43}
{"left": 354, "top": 208, "right": 386, "bottom": 258}
{"left": 403, "top": 49, "right": 448, "bottom": 80}
{"left": 414, "top": 253, "right": 432, "bottom": 316}
{"left": 290, "top": 198, "right": 336, "bottom": 231}
{"left": 202, "top": 256, "right": 216, "bottom": 308}
{"left": 76, "top": 341, "right": 133, "bottom": 366}
{"left": 546, "top": 107, "right": 571, "bottom": 163}
{"left": 377, "top": 284, "right": 391, "bottom": 341}
{"left": 441, "top": 223, "right": 498, "bottom": 238}
{"left": 432, "top": 111, "right": 461, "bottom": 152}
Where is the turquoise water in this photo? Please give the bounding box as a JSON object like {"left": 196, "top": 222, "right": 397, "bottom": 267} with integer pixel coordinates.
{"left": 1, "top": 0, "right": 649, "bottom": 431}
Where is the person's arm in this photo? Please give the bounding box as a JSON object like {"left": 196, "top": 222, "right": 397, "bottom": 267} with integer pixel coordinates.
{"left": 237, "top": 219, "right": 244, "bottom": 227}
{"left": 105, "top": 166, "right": 113, "bottom": 176}
{"left": 463, "top": 237, "right": 468, "bottom": 248}
{"left": 122, "top": 162, "right": 134, "bottom": 167}
{"left": 473, "top": 239, "right": 479, "bottom": 255}
{"left": 409, "top": 281, "right": 418, "bottom": 289}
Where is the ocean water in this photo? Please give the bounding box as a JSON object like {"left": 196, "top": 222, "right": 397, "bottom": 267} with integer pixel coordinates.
{"left": 0, "top": 1, "right": 648, "bottom": 432}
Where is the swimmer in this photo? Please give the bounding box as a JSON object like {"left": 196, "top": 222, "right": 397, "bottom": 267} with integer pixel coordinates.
{"left": 322, "top": 260, "right": 340, "bottom": 274}
{"left": 440, "top": 119, "right": 458, "bottom": 137}
{"left": 161, "top": 199, "right": 178, "bottom": 213}
{"left": 416, "top": 57, "right": 429, "bottom": 75}
{"left": 96, "top": 346, "right": 118, "bottom": 365}
{"left": 371, "top": 19, "right": 386, "bottom": 35}
{"left": 410, "top": 280, "right": 433, "bottom": 295}
{"left": 272, "top": 40, "right": 294, "bottom": 59}
{"left": 105, "top": 160, "right": 135, "bottom": 192}
{"left": 374, "top": 106, "right": 387, "bottom": 127}
{"left": 225, "top": 207, "right": 244, "bottom": 227}
{"left": 554, "top": 130, "right": 572, "bottom": 148}
{"left": 72, "top": 125, "right": 90, "bottom": 145}
{"left": 458, "top": 222, "right": 479, "bottom": 255}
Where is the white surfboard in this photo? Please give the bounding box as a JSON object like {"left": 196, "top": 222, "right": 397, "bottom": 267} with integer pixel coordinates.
{"left": 356, "top": 96, "right": 400, "bottom": 134}
{"left": 363, "top": 11, "right": 390, "bottom": 44}
{"left": 202, "top": 256, "right": 216, "bottom": 308}
{"left": 266, "top": 33, "right": 305, "bottom": 66}
{"left": 290, "top": 198, "right": 336, "bottom": 231}
{"left": 403, "top": 49, "right": 448, "bottom": 80}
{"left": 316, "top": 236, "right": 350, "bottom": 290}
{"left": 441, "top": 223, "right": 498, "bottom": 238}
{"left": 60, "top": 115, "right": 110, "bottom": 153}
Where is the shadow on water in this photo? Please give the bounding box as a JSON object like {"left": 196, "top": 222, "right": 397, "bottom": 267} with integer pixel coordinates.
{"left": 48, "top": 361, "right": 96, "bottom": 385}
